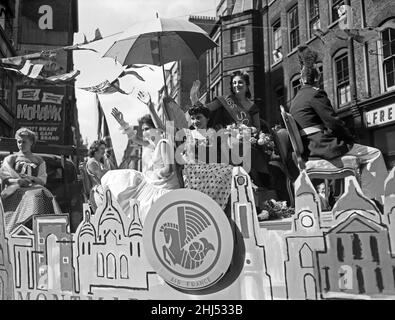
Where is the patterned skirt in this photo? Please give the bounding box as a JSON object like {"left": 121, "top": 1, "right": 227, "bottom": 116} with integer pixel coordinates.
{"left": 2, "top": 186, "right": 61, "bottom": 234}
{"left": 183, "top": 163, "right": 233, "bottom": 210}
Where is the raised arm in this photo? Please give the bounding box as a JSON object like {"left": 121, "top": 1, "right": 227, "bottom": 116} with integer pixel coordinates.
{"left": 138, "top": 91, "right": 166, "bottom": 132}
{"left": 190, "top": 80, "right": 221, "bottom": 112}
{"left": 111, "top": 107, "right": 149, "bottom": 147}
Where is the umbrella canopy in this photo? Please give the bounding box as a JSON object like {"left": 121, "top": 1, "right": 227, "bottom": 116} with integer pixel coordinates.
{"left": 103, "top": 17, "right": 217, "bottom": 66}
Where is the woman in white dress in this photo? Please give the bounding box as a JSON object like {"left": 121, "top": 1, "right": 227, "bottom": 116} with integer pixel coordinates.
{"left": 103, "top": 91, "right": 180, "bottom": 222}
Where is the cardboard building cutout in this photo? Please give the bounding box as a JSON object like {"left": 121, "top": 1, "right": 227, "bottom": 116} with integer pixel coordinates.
{"left": 1, "top": 166, "right": 395, "bottom": 300}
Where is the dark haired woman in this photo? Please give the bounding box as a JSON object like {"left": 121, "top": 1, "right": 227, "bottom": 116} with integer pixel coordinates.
{"left": 179, "top": 105, "right": 233, "bottom": 210}
{"left": 200, "top": 71, "right": 261, "bottom": 130}
{"left": 86, "top": 140, "right": 111, "bottom": 211}
{"left": 190, "top": 72, "right": 278, "bottom": 210}
{"left": 0, "top": 128, "right": 61, "bottom": 233}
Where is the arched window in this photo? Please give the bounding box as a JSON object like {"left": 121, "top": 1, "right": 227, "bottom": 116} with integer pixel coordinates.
{"left": 333, "top": 48, "right": 351, "bottom": 108}
{"left": 120, "top": 256, "right": 129, "bottom": 279}
{"left": 97, "top": 253, "right": 104, "bottom": 277}
{"left": 378, "top": 19, "right": 395, "bottom": 92}
{"left": 106, "top": 254, "right": 116, "bottom": 279}
{"left": 303, "top": 274, "right": 317, "bottom": 300}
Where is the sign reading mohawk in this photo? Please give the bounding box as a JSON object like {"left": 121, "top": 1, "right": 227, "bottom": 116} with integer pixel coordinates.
{"left": 298, "top": 46, "right": 320, "bottom": 85}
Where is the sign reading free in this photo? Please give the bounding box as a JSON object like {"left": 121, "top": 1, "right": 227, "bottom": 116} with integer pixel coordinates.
{"left": 15, "top": 85, "right": 66, "bottom": 144}
{"left": 365, "top": 103, "right": 395, "bottom": 128}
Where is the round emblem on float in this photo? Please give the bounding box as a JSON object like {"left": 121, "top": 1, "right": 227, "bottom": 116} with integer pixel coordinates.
{"left": 143, "top": 189, "right": 234, "bottom": 291}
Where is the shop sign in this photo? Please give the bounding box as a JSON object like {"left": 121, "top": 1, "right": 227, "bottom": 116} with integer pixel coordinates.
{"left": 365, "top": 103, "right": 395, "bottom": 128}
{"left": 15, "top": 85, "right": 66, "bottom": 144}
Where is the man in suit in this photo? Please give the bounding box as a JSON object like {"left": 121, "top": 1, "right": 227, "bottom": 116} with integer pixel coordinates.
{"left": 290, "top": 46, "right": 388, "bottom": 205}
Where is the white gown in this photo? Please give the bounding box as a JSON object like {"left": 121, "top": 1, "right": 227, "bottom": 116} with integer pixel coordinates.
{"left": 101, "top": 139, "right": 180, "bottom": 223}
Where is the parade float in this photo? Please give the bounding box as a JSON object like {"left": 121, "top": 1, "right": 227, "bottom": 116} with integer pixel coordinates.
{"left": 1, "top": 165, "right": 395, "bottom": 301}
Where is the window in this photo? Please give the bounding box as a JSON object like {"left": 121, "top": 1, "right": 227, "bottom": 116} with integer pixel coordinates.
{"left": 272, "top": 21, "right": 283, "bottom": 63}
{"left": 97, "top": 253, "right": 104, "bottom": 277}
{"left": 211, "top": 37, "right": 220, "bottom": 69}
{"left": 331, "top": 0, "right": 345, "bottom": 23}
{"left": 106, "top": 254, "right": 116, "bottom": 279}
{"left": 356, "top": 265, "right": 365, "bottom": 294}
{"left": 211, "top": 81, "right": 222, "bottom": 100}
{"left": 370, "top": 236, "right": 380, "bottom": 263}
{"left": 300, "top": 244, "right": 314, "bottom": 268}
{"left": 323, "top": 266, "right": 330, "bottom": 292}
{"left": 334, "top": 51, "right": 351, "bottom": 107}
{"left": 375, "top": 268, "right": 384, "bottom": 293}
{"left": 231, "top": 27, "right": 246, "bottom": 55}
{"left": 0, "top": 70, "right": 13, "bottom": 110}
{"left": 308, "top": 0, "right": 320, "bottom": 38}
{"left": 291, "top": 75, "right": 302, "bottom": 97}
{"left": 39, "top": 238, "right": 45, "bottom": 245}
{"left": 352, "top": 234, "right": 363, "bottom": 260}
{"left": 337, "top": 238, "right": 344, "bottom": 262}
{"left": 288, "top": 5, "right": 300, "bottom": 51}
{"left": 62, "top": 257, "right": 69, "bottom": 264}
{"left": 381, "top": 25, "right": 395, "bottom": 91}
{"left": 120, "top": 256, "right": 129, "bottom": 279}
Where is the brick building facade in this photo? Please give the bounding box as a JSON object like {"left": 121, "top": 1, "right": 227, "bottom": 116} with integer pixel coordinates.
{"left": 206, "top": 0, "right": 265, "bottom": 109}
{"left": 0, "top": 0, "right": 17, "bottom": 138}
{"left": 262, "top": 0, "right": 395, "bottom": 167}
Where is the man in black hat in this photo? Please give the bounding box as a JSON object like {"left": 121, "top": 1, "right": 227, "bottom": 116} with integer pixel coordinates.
{"left": 290, "top": 46, "right": 388, "bottom": 205}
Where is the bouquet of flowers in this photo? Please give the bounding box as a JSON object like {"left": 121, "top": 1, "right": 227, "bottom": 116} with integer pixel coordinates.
{"left": 258, "top": 200, "right": 295, "bottom": 221}
{"left": 224, "top": 123, "right": 276, "bottom": 155}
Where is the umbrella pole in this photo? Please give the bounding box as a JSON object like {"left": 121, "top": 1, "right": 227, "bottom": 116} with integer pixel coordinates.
{"left": 158, "top": 32, "right": 169, "bottom": 98}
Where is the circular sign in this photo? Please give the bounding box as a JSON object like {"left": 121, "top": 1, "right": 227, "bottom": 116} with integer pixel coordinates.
{"left": 143, "top": 189, "right": 234, "bottom": 291}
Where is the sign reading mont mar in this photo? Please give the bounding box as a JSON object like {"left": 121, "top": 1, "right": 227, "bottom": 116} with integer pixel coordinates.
{"left": 143, "top": 189, "right": 234, "bottom": 291}
{"left": 15, "top": 86, "right": 66, "bottom": 144}
{"left": 365, "top": 103, "right": 395, "bottom": 128}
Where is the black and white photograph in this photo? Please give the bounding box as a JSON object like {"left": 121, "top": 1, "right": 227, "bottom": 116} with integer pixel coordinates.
{"left": 0, "top": 0, "right": 395, "bottom": 310}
